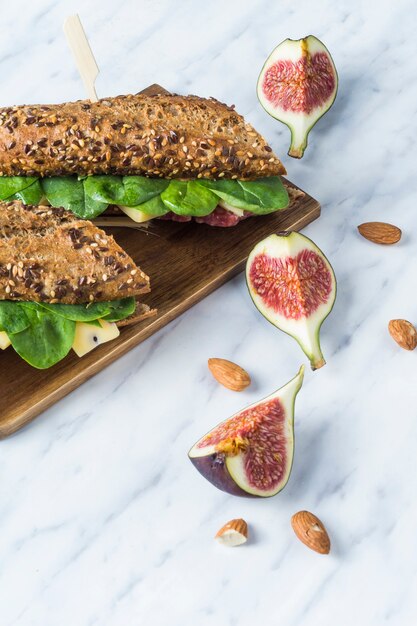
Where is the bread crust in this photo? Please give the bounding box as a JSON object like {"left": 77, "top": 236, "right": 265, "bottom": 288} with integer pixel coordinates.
{"left": 116, "top": 302, "right": 157, "bottom": 327}
{"left": 0, "top": 201, "right": 150, "bottom": 304}
{"left": 0, "top": 94, "right": 285, "bottom": 180}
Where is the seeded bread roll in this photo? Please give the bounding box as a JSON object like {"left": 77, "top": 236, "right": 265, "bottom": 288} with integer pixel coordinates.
{"left": 0, "top": 94, "right": 285, "bottom": 180}
{"left": 0, "top": 201, "right": 150, "bottom": 304}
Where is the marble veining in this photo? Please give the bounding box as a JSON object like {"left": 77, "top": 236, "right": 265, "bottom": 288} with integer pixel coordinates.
{"left": 0, "top": 0, "right": 417, "bottom": 624}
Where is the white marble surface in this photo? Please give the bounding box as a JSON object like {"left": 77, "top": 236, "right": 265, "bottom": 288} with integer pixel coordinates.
{"left": 0, "top": 0, "right": 416, "bottom": 624}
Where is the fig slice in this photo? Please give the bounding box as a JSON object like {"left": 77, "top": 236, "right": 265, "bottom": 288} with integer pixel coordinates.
{"left": 257, "top": 35, "right": 338, "bottom": 158}
{"left": 246, "top": 232, "right": 336, "bottom": 370}
{"left": 189, "top": 366, "right": 304, "bottom": 497}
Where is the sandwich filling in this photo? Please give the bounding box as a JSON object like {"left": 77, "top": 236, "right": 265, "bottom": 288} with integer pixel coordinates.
{"left": 0, "top": 296, "right": 136, "bottom": 368}
{"left": 0, "top": 175, "right": 289, "bottom": 223}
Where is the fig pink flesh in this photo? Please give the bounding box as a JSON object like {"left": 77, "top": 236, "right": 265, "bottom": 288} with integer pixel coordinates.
{"left": 248, "top": 249, "right": 333, "bottom": 320}
{"left": 262, "top": 52, "right": 336, "bottom": 114}
{"left": 196, "top": 398, "right": 288, "bottom": 493}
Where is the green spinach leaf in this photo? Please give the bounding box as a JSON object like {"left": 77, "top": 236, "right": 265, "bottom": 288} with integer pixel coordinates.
{"left": 84, "top": 175, "right": 169, "bottom": 207}
{"left": 0, "top": 176, "right": 39, "bottom": 200}
{"left": 0, "top": 301, "right": 31, "bottom": 334}
{"left": 102, "top": 298, "right": 137, "bottom": 322}
{"left": 8, "top": 306, "right": 76, "bottom": 369}
{"left": 38, "top": 301, "right": 113, "bottom": 322}
{"left": 83, "top": 175, "right": 124, "bottom": 205}
{"left": 197, "top": 179, "right": 249, "bottom": 210}
{"left": 121, "top": 176, "right": 169, "bottom": 206}
{"left": 11, "top": 180, "right": 44, "bottom": 205}
{"left": 42, "top": 177, "right": 107, "bottom": 219}
{"left": 237, "top": 178, "right": 289, "bottom": 214}
{"left": 38, "top": 297, "right": 136, "bottom": 322}
{"left": 198, "top": 177, "right": 289, "bottom": 214}
{"left": 124, "top": 195, "right": 168, "bottom": 217}
{"left": 161, "top": 180, "right": 218, "bottom": 216}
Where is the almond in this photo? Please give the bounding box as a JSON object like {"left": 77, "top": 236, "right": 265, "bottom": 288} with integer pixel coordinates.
{"left": 388, "top": 319, "right": 417, "bottom": 351}
{"left": 357, "top": 222, "right": 402, "bottom": 245}
{"left": 291, "top": 510, "right": 330, "bottom": 554}
{"left": 208, "top": 358, "right": 251, "bottom": 391}
{"left": 215, "top": 518, "right": 248, "bottom": 546}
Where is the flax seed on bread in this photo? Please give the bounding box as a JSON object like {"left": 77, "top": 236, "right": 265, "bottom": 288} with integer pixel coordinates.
{"left": 0, "top": 94, "right": 285, "bottom": 180}
{"left": 0, "top": 201, "right": 150, "bottom": 304}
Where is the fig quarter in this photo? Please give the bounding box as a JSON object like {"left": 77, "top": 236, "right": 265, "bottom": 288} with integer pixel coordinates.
{"left": 357, "top": 222, "right": 402, "bottom": 245}
{"left": 208, "top": 358, "right": 251, "bottom": 391}
{"left": 388, "top": 319, "right": 417, "bottom": 351}
{"left": 291, "top": 510, "right": 330, "bottom": 554}
{"left": 189, "top": 366, "right": 304, "bottom": 497}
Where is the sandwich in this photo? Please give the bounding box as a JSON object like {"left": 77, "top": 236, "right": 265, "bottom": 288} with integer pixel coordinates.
{"left": 0, "top": 200, "right": 154, "bottom": 368}
{"left": 0, "top": 93, "right": 291, "bottom": 227}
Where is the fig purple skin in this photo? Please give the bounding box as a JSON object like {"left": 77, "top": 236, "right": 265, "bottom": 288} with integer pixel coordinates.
{"left": 189, "top": 454, "right": 255, "bottom": 498}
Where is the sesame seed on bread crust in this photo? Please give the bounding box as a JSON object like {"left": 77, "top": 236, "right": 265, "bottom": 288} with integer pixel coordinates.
{"left": 0, "top": 94, "right": 286, "bottom": 180}
{"left": 0, "top": 201, "right": 150, "bottom": 304}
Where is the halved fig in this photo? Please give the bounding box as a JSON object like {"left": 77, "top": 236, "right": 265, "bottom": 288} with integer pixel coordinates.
{"left": 257, "top": 35, "right": 338, "bottom": 158}
{"left": 189, "top": 366, "right": 304, "bottom": 497}
{"left": 246, "top": 232, "right": 336, "bottom": 370}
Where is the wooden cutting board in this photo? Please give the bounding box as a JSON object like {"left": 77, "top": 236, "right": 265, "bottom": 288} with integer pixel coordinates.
{"left": 0, "top": 86, "right": 320, "bottom": 438}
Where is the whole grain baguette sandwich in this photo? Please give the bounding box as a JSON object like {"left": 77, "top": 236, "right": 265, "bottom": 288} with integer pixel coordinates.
{"left": 0, "top": 200, "right": 155, "bottom": 368}
{"left": 0, "top": 90, "right": 292, "bottom": 227}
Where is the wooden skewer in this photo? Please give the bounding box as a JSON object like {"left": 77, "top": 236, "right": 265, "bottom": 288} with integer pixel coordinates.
{"left": 63, "top": 15, "right": 99, "bottom": 102}
{"left": 62, "top": 19, "right": 160, "bottom": 235}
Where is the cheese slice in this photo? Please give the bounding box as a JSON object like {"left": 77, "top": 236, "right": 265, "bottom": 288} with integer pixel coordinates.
{"left": 0, "top": 331, "right": 11, "bottom": 350}
{"left": 218, "top": 201, "right": 245, "bottom": 217}
{"left": 118, "top": 205, "right": 153, "bottom": 223}
{"left": 71, "top": 319, "right": 120, "bottom": 357}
